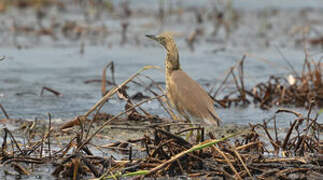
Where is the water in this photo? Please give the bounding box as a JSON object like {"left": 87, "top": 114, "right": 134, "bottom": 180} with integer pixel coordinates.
{"left": 1, "top": 46, "right": 321, "bottom": 127}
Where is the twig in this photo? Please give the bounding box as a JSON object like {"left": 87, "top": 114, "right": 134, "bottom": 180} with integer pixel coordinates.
{"left": 40, "top": 86, "right": 62, "bottom": 97}
{"left": 40, "top": 126, "right": 45, "bottom": 158}
{"left": 236, "top": 141, "right": 259, "bottom": 150}
{"left": 274, "top": 45, "right": 298, "bottom": 77}
{"left": 84, "top": 65, "right": 159, "bottom": 138}
{"left": 230, "top": 144, "right": 252, "bottom": 178}
{"left": 77, "top": 95, "right": 162, "bottom": 152}
{"left": 97, "top": 133, "right": 241, "bottom": 179}
{"left": 230, "top": 70, "right": 241, "bottom": 97}
{"left": 146, "top": 133, "right": 240, "bottom": 176}
{"left": 167, "top": 143, "right": 185, "bottom": 175}
{"left": 213, "top": 145, "right": 242, "bottom": 180}
{"left": 0, "top": 104, "right": 10, "bottom": 119}
{"left": 141, "top": 74, "right": 179, "bottom": 121}
{"left": 276, "top": 108, "right": 303, "bottom": 118}
{"left": 101, "top": 61, "right": 116, "bottom": 96}
{"left": 48, "top": 113, "right": 52, "bottom": 158}
{"left": 11, "top": 162, "right": 30, "bottom": 175}
{"left": 261, "top": 122, "right": 279, "bottom": 153}
{"left": 213, "top": 66, "right": 234, "bottom": 98}
{"left": 84, "top": 65, "right": 159, "bottom": 118}
{"left": 4, "top": 128, "right": 23, "bottom": 155}
{"left": 238, "top": 55, "right": 247, "bottom": 100}
{"left": 1, "top": 128, "right": 8, "bottom": 156}
{"left": 282, "top": 118, "right": 298, "bottom": 150}
{"left": 72, "top": 156, "right": 80, "bottom": 180}
{"left": 260, "top": 157, "right": 307, "bottom": 163}
{"left": 157, "top": 128, "right": 192, "bottom": 149}
{"left": 276, "top": 168, "right": 309, "bottom": 178}
{"left": 273, "top": 115, "right": 278, "bottom": 143}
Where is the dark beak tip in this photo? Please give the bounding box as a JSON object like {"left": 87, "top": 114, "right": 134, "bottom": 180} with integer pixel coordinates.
{"left": 145, "top": 34, "right": 156, "bottom": 39}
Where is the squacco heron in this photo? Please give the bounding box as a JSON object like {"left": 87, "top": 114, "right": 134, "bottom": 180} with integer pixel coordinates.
{"left": 146, "top": 32, "right": 221, "bottom": 126}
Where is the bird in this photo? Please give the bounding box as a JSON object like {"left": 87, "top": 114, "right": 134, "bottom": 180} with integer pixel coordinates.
{"left": 146, "top": 32, "right": 221, "bottom": 126}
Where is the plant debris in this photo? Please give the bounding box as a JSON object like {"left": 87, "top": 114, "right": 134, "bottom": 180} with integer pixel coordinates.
{"left": 0, "top": 105, "right": 322, "bottom": 179}
{"left": 1, "top": 62, "right": 322, "bottom": 179}
{"left": 213, "top": 54, "right": 323, "bottom": 109}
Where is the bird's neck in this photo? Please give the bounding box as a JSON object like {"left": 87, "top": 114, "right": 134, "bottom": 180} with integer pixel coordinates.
{"left": 165, "top": 47, "right": 180, "bottom": 73}
{"left": 165, "top": 48, "right": 180, "bottom": 90}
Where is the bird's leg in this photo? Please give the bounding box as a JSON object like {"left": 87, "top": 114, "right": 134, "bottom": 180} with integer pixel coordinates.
{"left": 182, "top": 116, "right": 202, "bottom": 142}
{"left": 195, "top": 125, "right": 202, "bottom": 143}
{"left": 182, "top": 114, "right": 195, "bottom": 141}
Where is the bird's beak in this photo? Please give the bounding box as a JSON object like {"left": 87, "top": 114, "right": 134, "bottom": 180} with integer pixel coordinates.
{"left": 145, "top": 34, "right": 158, "bottom": 41}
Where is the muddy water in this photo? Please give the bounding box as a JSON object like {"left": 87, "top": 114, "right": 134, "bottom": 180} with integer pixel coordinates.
{"left": 0, "top": 46, "right": 321, "bottom": 127}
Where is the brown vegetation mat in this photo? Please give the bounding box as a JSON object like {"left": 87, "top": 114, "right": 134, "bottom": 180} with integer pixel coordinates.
{"left": 0, "top": 107, "right": 322, "bottom": 179}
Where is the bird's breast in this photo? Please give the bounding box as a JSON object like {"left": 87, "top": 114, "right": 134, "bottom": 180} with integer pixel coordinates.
{"left": 165, "top": 70, "right": 176, "bottom": 106}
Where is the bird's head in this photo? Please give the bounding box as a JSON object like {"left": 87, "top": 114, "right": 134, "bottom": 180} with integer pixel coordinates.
{"left": 146, "top": 32, "right": 180, "bottom": 71}
{"left": 146, "top": 32, "right": 176, "bottom": 52}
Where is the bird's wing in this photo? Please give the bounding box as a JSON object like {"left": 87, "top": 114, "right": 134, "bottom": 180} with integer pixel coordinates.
{"left": 168, "top": 70, "right": 221, "bottom": 125}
